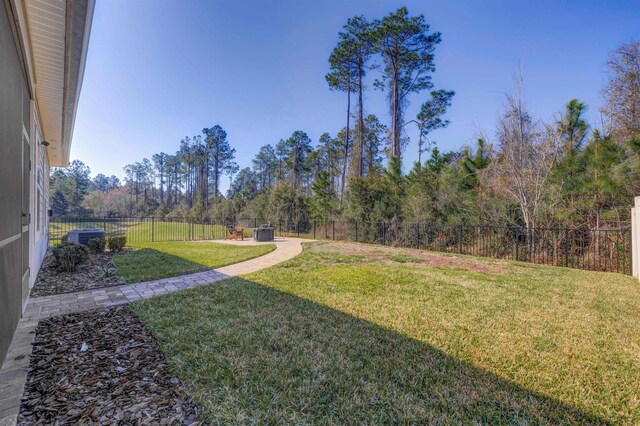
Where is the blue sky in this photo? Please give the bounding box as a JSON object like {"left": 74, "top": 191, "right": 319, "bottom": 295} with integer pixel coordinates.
{"left": 70, "top": 0, "right": 639, "bottom": 191}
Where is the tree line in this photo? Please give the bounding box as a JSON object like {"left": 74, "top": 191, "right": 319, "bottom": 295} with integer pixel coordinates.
{"left": 50, "top": 8, "right": 640, "bottom": 232}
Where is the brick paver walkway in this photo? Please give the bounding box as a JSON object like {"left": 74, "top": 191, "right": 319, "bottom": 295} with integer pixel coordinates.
{"left": 0, "top": 237, "right": 305, "bottom": 425}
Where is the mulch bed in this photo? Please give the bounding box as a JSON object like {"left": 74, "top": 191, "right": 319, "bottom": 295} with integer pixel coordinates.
{"left": 18, "top": 306, "right": 205, "bottom": 425}
{"left": 30, "top": 251, "right": 126, "bottom": 297}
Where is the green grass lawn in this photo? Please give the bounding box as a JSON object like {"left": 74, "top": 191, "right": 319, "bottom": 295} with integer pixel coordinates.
{"left": 132, "top": 241, "right": 640, "bottom": 424}
{"left": 113, "top": 241, "right": 276, "bottom": 283}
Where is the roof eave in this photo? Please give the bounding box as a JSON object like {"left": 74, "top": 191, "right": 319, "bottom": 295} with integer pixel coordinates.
{"left": 57, "top": 0, "right": 95, "bottom": 167}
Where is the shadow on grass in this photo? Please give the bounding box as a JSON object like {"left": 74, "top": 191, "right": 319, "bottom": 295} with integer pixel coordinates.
{"left": 132, "top": 276, "right": 611, "bottom": 425}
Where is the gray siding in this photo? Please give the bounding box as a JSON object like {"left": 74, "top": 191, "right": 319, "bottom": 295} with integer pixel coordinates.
{"left": 0, "top": 3, "right": 30, "bottom": 366}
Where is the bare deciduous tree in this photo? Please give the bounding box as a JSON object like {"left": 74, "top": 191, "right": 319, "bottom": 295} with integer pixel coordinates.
{"left": 488, "top": 76, "right": 558, "bottom": 230}
{"left": 602, "top": 41, "right": 640, "bottom": 143}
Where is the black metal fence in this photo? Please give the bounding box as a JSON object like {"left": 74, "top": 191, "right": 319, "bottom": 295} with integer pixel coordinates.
{"left": 49, "top": 217, "right": 263, "bottom": 244}
{"left": 294, "top": 221, "right": 632, "bottom": 275}
{"left": 49, "top": 216, "right": 632, "bottom": 275}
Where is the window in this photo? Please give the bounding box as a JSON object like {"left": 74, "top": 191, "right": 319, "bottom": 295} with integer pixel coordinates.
{"left": 33, "top": 114, "right": 46, "bottom": 235}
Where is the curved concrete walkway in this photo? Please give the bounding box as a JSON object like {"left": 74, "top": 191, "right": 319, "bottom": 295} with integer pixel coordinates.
{"left": 25, "top": 237, "right": 305, "bottom": 322}
{"left": 0, "top": 237, "right": 307, "bottom": 425}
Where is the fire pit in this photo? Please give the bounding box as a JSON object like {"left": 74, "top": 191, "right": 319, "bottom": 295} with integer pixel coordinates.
{"left": 253, "top": 225, "right": 274, "bottom": 242}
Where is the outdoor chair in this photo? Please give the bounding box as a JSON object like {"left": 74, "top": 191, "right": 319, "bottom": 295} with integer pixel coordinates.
{"left": 225, "top": 225, "right": 244, "bottom": 241}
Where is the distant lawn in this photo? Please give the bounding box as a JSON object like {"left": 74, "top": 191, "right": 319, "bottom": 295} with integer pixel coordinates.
{"left": 133, "top": 241, "right": 640, "bottom": 424}
{"left": 50, "top": 220, "right": 252, "bottom": 244}
{"left": 49, "top": 220, "right": 136, "bottom": 245}
{"left": 125, "top": 221, "right": 240, "bottom": 242}
{"left": 113, "top": 241, "right": 275, "bottom": 283}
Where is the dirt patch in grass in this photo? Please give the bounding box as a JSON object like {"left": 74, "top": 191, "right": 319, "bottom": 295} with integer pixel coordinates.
{"left": 18, "top": 306, "right": 204, "bottom": 425}
{"left": 30, "top": 251, "right": 125, "bottom": 297}
{"left": 312, "top": 241, "right": 508, "bottom": 272}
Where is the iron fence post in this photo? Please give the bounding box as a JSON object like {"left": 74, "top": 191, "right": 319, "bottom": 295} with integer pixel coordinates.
{"left": 515, "top": 227, "right": 519, "bottom": 261}
{"left": 355, "top": 221, "right": 358, "bottom": 243}
{"left": 459, "top": 225, "right": 463, "bottom": 254}
{"left": 565, "top": 226, "right": 569, "bottom": 267}
{"left": 152, "top": 216, "right": 155, "bottom": 242}
{"left": 313, "top": 220, "right": 316, "bottom": 239}
{"left": 332, "top": 221, "right": 335, "bottom": 240}
{"left": 417, "top": 223, "right": 420, "bottom": 249}
{"left": 383, "top": 222, "right": 386, "bottom": 245}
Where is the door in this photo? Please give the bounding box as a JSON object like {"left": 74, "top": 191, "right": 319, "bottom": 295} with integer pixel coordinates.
{"left": 21, "top": 134, "right": 30, "bottom": 309}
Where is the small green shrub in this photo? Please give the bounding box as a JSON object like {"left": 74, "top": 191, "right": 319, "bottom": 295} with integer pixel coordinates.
{"left": 101, "top": 266, "right": 116, "bottom": 277}
{"left": 52, "top": 242, "right": 89, "bottom": 272}
{"left": 108, "top": 236, "right": 127, "bottom": 253}
{"left": 87, "top": 237, "right": 106, "bottom": 254}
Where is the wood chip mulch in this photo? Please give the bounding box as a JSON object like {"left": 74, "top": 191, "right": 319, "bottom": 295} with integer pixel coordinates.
{"left": 30, "top": 251, "right": 125, "bottom": 297}
{"left": 18, "top": 306, "right": 205, "bottom": 425}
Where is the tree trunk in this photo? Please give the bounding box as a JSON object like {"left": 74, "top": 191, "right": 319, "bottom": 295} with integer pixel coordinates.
{"left": 390, "top": 68, "right": 401, "bottom": 160}
{"left": 417, "top": 123, "right": 424, "bottom": 165}
{"left": 205, "top": 154, "right": 209, "bottom": 207}
{"left": 340, "top": 87, "right": 351, "bottom": 208}
{"left": 159, "top": 168, "right": 164, "bottom": 204}
{"left": 135, "top": 178, "right": 139, "bottom": 206}
{"left": 214, "top": 153, "right": 219, "bottom": 200}
{"left": 357, "top": 64, "right": 364, "bottom": 177}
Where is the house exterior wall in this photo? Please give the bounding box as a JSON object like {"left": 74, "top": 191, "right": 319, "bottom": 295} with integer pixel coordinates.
{"left": 0, "top": 1, "right": 32, "bottom": 366}
{"left": 29, "top": 108, "right": 49, "bottom": 286}
{"left": 1, "top": 0, "right": 92, "bottom": 367}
